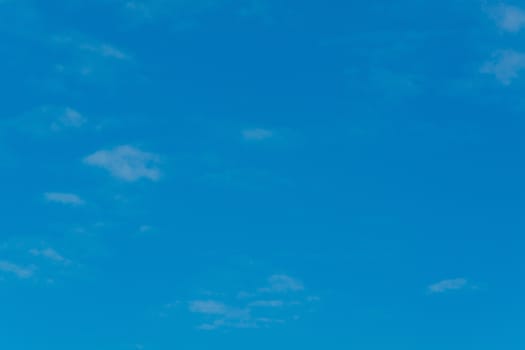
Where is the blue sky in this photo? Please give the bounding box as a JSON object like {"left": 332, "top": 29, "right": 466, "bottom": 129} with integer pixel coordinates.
{"left": 1, "top": 0, "right": 525, "bottom": 349}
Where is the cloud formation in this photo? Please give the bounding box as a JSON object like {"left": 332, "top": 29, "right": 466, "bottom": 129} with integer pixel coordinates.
{"left": 491, "top": 5, "right": 525, "bottom": 33}
{"left": 259, "top": 274, "right": 304, "bottom": 293}
{"left": 84, "top": 145, "right": 161, "bottom": 182}
{"left": 29, "top": 248, "right": 70, "bottom": 265}
{"left": 78, "top": 42, "right": 130, "bottom": 60}
{"left": 11, "top": 106, "right": 86, "bottom": 135}
{"left": 44, "top": 192, "right": 85, "bottom": 206}
{"left": 0, "top": 261, "right": 35, "bottom": 279}
{"left": 481, "top": 50, "right": 525, "bottom": 85}
{"left": 180, "top": 274, "right": 315, "bottom": 331}
{"left": 50, "top": 107, "right": 86, "bottom": 131}
{"left": 242, "top": 128, "right": 273, "bottom": 141}
{"left": 53, "top": 35, "right": 131, "bottom": 61}
{"left": 248, "top": 300, "right": 284, "bottom": 307}
{"left": 428, "top": 278, "right": 468, "bottom": 294}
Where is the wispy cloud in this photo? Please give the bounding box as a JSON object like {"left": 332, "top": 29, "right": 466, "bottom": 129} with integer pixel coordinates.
{"left": 178, "top": 274, "right": 312, "bottom": 331}
{"left": 189, "top": 300, "right": 252, "bottom": 330}
{"left": 491, "top": 4, "right": 525, "bottom": 33}
{"left": 53, "top": 35, "right": 131, "bottom": 61}
{"left": 248, "top": 300, "right": 284, "bottom": 307}
{"left": 78, "top": 42, "right": 131, "bottom": 60}
{"left": 50, "top": 107, "right": 86, "bottom": 131}
{"left": 481, "top": 50, "right": 525, "bottom": 85}
{"left": 428, "top": 278, "right": 468, "bottom": 294}
{"left": 29, "top": 248, "right": 70, "bottom": 265}
{"left": 44, "top": 192, "right": 85, "bottom": 206}
{"left": 84, "top": 145, "right": 161, "bottom": 182}
{"left": 10, "top": 106, "right": 86, "bottom": 135}
{"left": 48, "top": 34, "right": 135, "bottom": 89}
{"left": 242, "top": 128, "right": 273, "bottom": 141}
{"left": 189, "top": 300, "right": 230, "bottom": 315}
{"left": 0, "top": 261, "right": 35, "bottom": 279}
{"left": 259, "top": 274, "right": 304, "bottom": 293}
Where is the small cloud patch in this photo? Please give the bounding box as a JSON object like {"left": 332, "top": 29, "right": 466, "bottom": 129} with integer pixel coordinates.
{"left": 44, "top": 192, "right": 85, "bottom": 206}
{"left": 491, "top": 5, "right": 525, "bottom": 33}
{"left": 428, "top": 278, "right": 468, "bottom": 294}
{"left": 242, "top": 128, "right": 273, "bottom": 141}
{"left": 481, "top": 50, "right": 525, "bottom": 85}
{"left": 29, "top": 248, "right": 70, "bottom": 265}
{"left": 84, "top": 145, "right": 161, "bottom": 182}
{"left": 0, "top": 261, "right": 36, "bottom": 279}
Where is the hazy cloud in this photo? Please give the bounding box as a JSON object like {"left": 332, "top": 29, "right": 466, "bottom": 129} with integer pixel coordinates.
{"left": 181, "top": 274, "right": 310, "bottom": 331}
{"left": 10, "top": 106, "right": 86, "bottom": 135}
{"left": 248, "top": 300, "right": 284, "bottom": 307}
{"left": 428, "top": 278, "right": 468, "bottom": 294}
{"left": 29, "top": 248, "right": 70, "bottom": 265}
{"left": 53, "top": 35, "right": 131, "bottom": 61}
{"left": 44, "top": 192, "right": 85, "bottom": 206}
{"left": 78, "top": 42, "right": 130, "bottom": 60}
{"left": 50, "top": 107, "right": 86, "bottom": 131}
{"left": 491, "top": 4, "right": 525, "bottom": 32}
{"left": 0, "top": 261, "right": 35, "bottom": 279}
{"left": 242, "top": 128, "right": 273, "bottom": 141}
{"left": 260, "top": 274, "right": 304, "bottom": 293}
{"left": 84, "top": 145, "right": 161, "bottom": 182}
{"left": 481, "top": 50, "right": 525, "bottom": 84}
{"left": 189, "top": 300, "right": 229, "bottom": 315}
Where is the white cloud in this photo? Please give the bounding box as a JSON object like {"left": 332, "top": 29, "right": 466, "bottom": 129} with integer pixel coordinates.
{"left": 260, "top": 274, "right": 304, "bottom": 293}
{"left": 189, "top": 300, "right": 229, "bottom": 315}
{"left": 84, "top": 145, "right": 161, "bottom": 182}
{"left": 53, "top": 35, "right": 130, "bottom": 61}
{"left": 0, "top": 261, "right": 35, "bottom": 279}
{"left": 481, "top": 50, "right": 525, "bottom": 85}
{"left": 242, "top": 128, "right": 273, "bottom": 141}
{"left": 44, "top": 192, "right": 85, "bottom": 206}
{"left": 492, "top": 5, "right": 525, "bottom": 32}
{"left": 249, "top": 300, "right": 284, "bottom": 307}
{"left": 174, "top": 273, "right": 312, "bottom": 331}
{"left": 29, "top": 248, "right": 69, "bottom": 265}
{"left": 11, "top": 106, "right": 86, "bottom": 134}
{"left": 78, "top": 43, "right": 130, "bottom": 60}
{"left": 51, "top": 107, "right": 86, "bottom": 131}
{"left": 428, "top": 278, "right": 468, "bottom": 294}
{"left": 189, "top": 300, "right": 252, "bottom": 330}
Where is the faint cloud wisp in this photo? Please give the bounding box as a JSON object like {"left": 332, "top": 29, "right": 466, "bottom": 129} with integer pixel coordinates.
{"left": 178, "top": 274, "right": 317, "bottom": 331}
{"left": 428, "top": 278, "right": 468, "bottom": 294}
{"left": 0, "top": 261, "right": 36, "bottom": 279}
{"left": 491, "top": 4, "right": 525, "bottom": 33}
{"left": 84, "top": 145, "right": 161, "bottom": 182}
{"left": 242, "top": 128, "right": 273, "bottom": 141}
{"left": 44, "top": 192, "right": 85, "bottom": 206}
{"left": 29, "top": 248, "right": 70, "bottom": 265}
{"left": 481, "top": 50, "right": 525, "bottom": 85}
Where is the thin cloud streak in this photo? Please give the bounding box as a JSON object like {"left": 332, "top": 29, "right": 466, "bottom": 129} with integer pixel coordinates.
{"left": 0, "top": 261, "right": 35, "bottom": 279}
{"left": 428, "top": 278, "right": 468, "bottom": 294}
{"left": 44, "top": 192, "right": 85, "bottom": 206}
